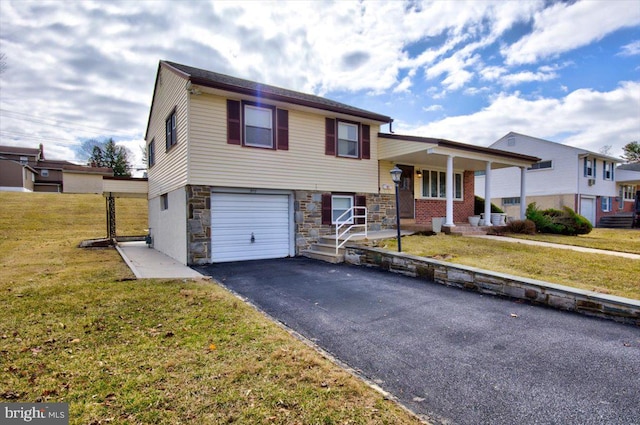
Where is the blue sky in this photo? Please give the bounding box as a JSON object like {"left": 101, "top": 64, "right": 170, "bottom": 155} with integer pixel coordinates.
{"left": 0, "top": 0, "right": 638, "bottom": 171}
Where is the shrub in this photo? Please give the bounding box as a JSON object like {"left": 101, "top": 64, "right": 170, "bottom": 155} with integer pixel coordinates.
{"left": 474, "top": 196, "right": 504, "bottom": 215}
{"left": 525, "top": 203, "right": 592, "bottom": 235}
{"left": 506, "top": 219, "right": 537, "bottom": 235}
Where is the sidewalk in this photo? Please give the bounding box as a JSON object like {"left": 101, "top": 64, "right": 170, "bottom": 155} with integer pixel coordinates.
{"left": 116, "top": 241, "right": 205, "bottom": 279}
{"left": 469, "top": 235, "right": 640, "bottom": 260}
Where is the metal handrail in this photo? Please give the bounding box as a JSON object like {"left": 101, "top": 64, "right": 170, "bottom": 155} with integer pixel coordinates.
{"left": 335, "top": 206, "right": 367, "bottom": 255}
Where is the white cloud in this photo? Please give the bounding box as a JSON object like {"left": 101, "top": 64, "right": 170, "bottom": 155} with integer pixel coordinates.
{"left": 422, "top": 105, "right": 443, "bottom": 112}
{"left": 401, "top": 81, "right": 640, "bottom": 157}
{"left": 501, "top": 70, "right": 557, "bottom": 87}
{"left": 618, "top": 40, "right": 640, "bottom": 56}
{"left": 503, "top": 0, "right": 640, "bottom": 65}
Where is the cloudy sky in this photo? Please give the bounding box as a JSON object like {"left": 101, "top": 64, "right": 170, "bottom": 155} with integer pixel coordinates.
{"left": 0, "top": 0, "right": 639, "bottom": 171}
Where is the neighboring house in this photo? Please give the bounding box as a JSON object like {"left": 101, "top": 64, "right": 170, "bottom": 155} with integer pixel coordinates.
{"left": 0, "top": 144, "right": 113, "bottom": 193}
{"left": 475, "top": 132, "right": 621, "bottom": 226}
{"left": 0, "top": 156, "right": 38, "bottom": 192}
{"left": 145, "top": 61, "right": 538, "bottom": 265}
{"left": 616, "top": 163, "right": 640, "bottom": 215}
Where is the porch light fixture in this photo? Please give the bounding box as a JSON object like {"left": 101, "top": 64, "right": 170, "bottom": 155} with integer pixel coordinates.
{"left": 390, "top": 165, "right": 402, "bottom": 252}
{"left": 416, "top": 169, "right": 423, "bottom": 178}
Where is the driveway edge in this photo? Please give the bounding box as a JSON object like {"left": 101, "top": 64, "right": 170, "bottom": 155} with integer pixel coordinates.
{"left": 345, "top": 245, "right": 640, "bottom": 326}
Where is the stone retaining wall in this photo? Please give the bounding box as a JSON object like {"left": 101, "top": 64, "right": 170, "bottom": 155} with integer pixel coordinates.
{"left": 344, "top": 245, "right": 640, "bottom": 326}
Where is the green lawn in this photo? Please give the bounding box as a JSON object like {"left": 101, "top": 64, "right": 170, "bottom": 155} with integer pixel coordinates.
{"left": 0, "top": 193, "right": 422, "bottom": 425}
{"left": 384, "top": 233, "right": 640, "bottom": 300}
{"left": 504, "top": 228, "right": 640, "bottom": 254}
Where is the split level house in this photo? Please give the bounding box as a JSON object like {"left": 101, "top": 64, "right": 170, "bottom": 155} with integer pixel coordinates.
{"left": 0, "top": 144, "right": 113, "bottom": 193}
{"left": 145, "top": 61, "right": 539, "bottom": 265}
{"left": 474, "top": 132, "right": 636, "bottom": 227}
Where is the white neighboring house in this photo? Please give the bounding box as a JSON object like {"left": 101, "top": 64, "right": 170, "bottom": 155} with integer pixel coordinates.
{"left": 475, "top": 132, "right": 621, "bottom": 226}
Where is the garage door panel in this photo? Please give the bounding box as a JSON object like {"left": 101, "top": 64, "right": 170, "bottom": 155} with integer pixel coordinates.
{"left": 211, "top": 192, "right": 291, "bottom": 262}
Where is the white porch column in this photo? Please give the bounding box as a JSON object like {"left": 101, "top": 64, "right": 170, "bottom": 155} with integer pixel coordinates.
{"left": 484, "top": 161, "right": 492, "bottom": 226}
{"left": 520, "top": 166, "right": 527, "bottom": 220}
{"left": 445, "top": 155, "right": 455, "bottom": 227}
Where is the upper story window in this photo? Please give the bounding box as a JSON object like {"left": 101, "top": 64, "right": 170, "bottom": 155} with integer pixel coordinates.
{"left": 324, "top": 118, "right": 370, "bottom": 160}
{"left": 528, "top": 160, "right": 552, "bottom": 170}
{"left": 20, "top": 156, "right": 28, "bottom": 165}
{"left": 337, "top": 122, "right": 359, "bottom": 158}
{"left": 148, "top": 139, "right": 155, "bottom": 168}
{"left": 244, "top": 104, "right": 274, "bottom": 148}
{"left": 165, "top": 109, "right": 177, "bottom": 151}
{"left": 226, "top": 100, "right": 288, "bottom": 150}
{"left": 422, "top": 169, "right": 463, "bottom": 200}
{"left": 41, "top": 169, "right": 49, "bottom": 177}
{"left": 584, "top": 157, "right": 595, "bottom": 178}
{"left": 603, "top": 161, "right": 614, "bottom": 180}
{"left": 502, "top": 197, "right": 521, "bottom": 206}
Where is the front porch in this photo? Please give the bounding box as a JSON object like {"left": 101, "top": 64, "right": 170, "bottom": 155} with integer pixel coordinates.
{"left": 378, "top": 133, "right": 540, "bottom": 229}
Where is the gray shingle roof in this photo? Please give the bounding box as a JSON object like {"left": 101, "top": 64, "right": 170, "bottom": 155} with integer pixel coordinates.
{"left": 163, "top": 61, "right": 392, "bottom": 123}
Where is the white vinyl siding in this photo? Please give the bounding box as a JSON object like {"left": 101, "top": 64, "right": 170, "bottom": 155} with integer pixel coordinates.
{"left": 146, "top": 66, "right": 189, "bottom": 198}
{"left": 188, "top": 94, "right": 380, "bottom": 193}
{"left": 148, "top": 187, "right": 187, "bottom": 264}
{"left": 211, "top": 192, "right": 291, "bottom": 262}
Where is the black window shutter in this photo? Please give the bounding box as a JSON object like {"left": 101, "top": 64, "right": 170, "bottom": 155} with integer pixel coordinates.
{"left": 227, "top": 100, "right": 241, "bottom": 145}
{"left": 276, "top": 109, "right": 289, "bottom": 150}
{"left": 361, "top": 124, "right": 370, "bottom": 159}
{"left": 321, "top": 193, "right": 332, "bottom": 225}
{"left": 325, "top": 118, "right": 336, "bottom": 156}
{"left": 355, "top": 195, "right": 366, "bottom": 224}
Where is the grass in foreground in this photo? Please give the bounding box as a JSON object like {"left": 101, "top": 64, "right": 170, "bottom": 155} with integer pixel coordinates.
{"left": 384, "top": 234, "right": 640, "bottom": 300}
{"left": 0, "top": 193, "right": 421, "bottom": 425}
{"left": 504, "top": 228, "right": 640, "bottom": 254}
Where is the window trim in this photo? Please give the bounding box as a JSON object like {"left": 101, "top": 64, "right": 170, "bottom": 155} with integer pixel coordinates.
{"left": 603, "top": 161, "right": 614, "bottom": 181}
{"left": 421, "top": 169, "right": 463, "bottom": 200}
{"left": 165, "top": 109, "right": 177, "bottom": 151}
{"left": 40, "top": 169, "right": 49, "bottom": 177}
{"left": 148, "top": 138, "right": 155, "bottom": 168}
{"left": 160, "top": 193, "right": 169, "bottom": 211}
{"left": 242, "top": 101, "right": 276, "bottom": 149}
{"left": 337, "top": 120, "right": 359, "bottom": 159}
{"left": 331, "top": 194, "right": 354, "bottom": 224}
{"left": 621, "top": 185, "right": 637, "bottom": 201}
{"left": 502, "top": 197, "right": 521, "bottom": 206}
{"left": 584, "top": 157, "right": 595, "bottom": 178}
{"left": 528, "top": 160, "right": 553, "bottom": 171}
{"left": 601, "top": 196, "right": 612, "bottom": 212}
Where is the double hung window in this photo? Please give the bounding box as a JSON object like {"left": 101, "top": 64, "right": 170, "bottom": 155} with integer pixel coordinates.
{"left": 244, "top": 104, "right": 274, "bottom": 148}
{"left": 332, "top": 195, "right": 353, "bottom": 224}
{"left": 337, "top": 122, "right": 359, "bottom": 158}
{"left": 166, "top": 110, "right": 177, "bottom": 150}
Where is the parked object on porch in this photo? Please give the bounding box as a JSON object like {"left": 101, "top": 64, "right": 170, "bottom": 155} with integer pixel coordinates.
{"left": 432, "top": 217, "right": 444, "bottom": 233}
{"left": 468, "top": 216, "right": 481, "bottom": 227}
{"left": 491, "top": 213, "right": 507, "bottom": 226}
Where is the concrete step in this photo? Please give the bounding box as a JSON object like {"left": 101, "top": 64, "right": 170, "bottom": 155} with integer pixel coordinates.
{"left": 310, "top": 242, "right": 345, "bottom": 255}
{"left": 599, "top": 215, "right": 634, "bottom": 228}
{"left": 444, "top": 224, "right": 491, "bottom": 236}
{"left": 300, "top": 249, "right": 345, "bottom": 264}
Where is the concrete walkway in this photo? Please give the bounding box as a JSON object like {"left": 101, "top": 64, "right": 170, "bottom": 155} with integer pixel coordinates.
{"left": 469, "top": 234, "right": 640, "bottom": 259}
{"left": 116, "top": 241, "right": 205, "bottom": 279}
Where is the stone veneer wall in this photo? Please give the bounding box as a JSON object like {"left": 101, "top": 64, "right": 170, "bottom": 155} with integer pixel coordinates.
{"left": 185, "top": 186, "right": 398, "bottom": 264}
{"left": 294, "top": 191, "right": 396, "bottom": 252}
{"left": 186, "top": 185, "right": 211, "bottom": 265}
{"left": 344, "top": 245, "right": 640, "bottom": 325}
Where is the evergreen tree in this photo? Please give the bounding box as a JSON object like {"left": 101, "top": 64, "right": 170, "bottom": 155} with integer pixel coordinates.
{"left": 621, "top": 141, "right": 640, "bottom": 163}
{"left": 81, "top": 138, "right": 132, "bottom": 176}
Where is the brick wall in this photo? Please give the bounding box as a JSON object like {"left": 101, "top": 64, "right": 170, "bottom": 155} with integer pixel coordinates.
{"left": 415, "top": 171, "right": 475, "bottom": 224}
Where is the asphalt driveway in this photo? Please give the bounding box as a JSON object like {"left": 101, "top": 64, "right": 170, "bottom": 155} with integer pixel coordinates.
{"left": 196, "top": 258, "right": 640, "bottom": 425}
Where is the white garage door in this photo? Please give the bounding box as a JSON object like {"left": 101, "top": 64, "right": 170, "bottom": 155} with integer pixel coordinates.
{"left": 580, "top": 197, "right": 596, "bottom": 226}
{"left": 211, "top": 192, "right": 291, "bottom": 262}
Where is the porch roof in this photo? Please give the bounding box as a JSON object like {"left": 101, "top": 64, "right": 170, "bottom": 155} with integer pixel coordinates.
{"left": 378, "top": 133, "right": 540, "bottom": 170}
